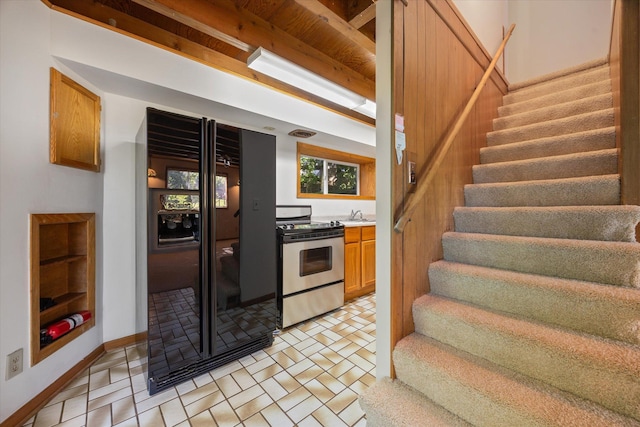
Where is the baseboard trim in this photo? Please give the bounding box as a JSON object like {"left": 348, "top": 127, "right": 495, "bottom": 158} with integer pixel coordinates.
{"left": 104, "top": 331, "right": 147, "bottom": 351}
{"left": 345, "top": 287, "right": 375, "bottom": 302}
{"left": 0, "top": 345, "right": 104, "bottom": 427}
{"left": 1, "top": 332, "right": 147, "bottom": 427}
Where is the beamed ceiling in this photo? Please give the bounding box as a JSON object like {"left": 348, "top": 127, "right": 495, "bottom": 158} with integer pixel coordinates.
{"left": 44, "top": 0, "right": 377, "bottom": 125}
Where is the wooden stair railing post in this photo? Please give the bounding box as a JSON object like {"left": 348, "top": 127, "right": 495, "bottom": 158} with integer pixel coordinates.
{"left": 394, "top": 24, "right": 515, "bottom": 233}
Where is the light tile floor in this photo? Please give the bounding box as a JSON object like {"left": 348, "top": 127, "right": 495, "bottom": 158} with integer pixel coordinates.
{"left": 24, "top": 293, "right": 376, "bottom": 427}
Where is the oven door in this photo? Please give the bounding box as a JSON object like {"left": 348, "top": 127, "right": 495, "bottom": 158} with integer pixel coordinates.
{"left": 281, "top": 236, "right": 344, "bottom": 295}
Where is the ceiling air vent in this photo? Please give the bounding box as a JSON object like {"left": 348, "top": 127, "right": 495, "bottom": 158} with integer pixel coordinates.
{"left": 288, "top": 129, "right": 316, "bottom": 138}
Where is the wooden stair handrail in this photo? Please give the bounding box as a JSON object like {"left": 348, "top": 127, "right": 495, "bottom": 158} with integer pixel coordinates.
{"left": 394, "top": 24, "right": 516, "bottom": 233}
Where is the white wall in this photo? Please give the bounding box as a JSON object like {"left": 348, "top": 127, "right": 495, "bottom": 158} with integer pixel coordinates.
{"left": 506, "top": 0, "right": 613, "bottom": 83}
{"left": 452, "top": 0, "right": 613, "bottom": 84}
{"left": 375, "top": 0, "right": 393, "bottom": 380}
{"left": 453, "top": 0, "right": 509, "bottom": 71}
{"left": 0, "top": 1, "right": 104, "bottom": 420}
{"left": 101, "top": 94, "right": 144, "bottom": 342}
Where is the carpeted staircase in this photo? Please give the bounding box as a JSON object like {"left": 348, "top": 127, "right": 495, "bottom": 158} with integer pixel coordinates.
{"left": 360, "top": 58, "right": 640, "bottom": 426}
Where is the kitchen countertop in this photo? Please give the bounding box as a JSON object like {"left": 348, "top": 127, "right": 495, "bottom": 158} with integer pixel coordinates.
{"left": 313, "top": 216, "right": 376, "bottom": 227}
{"left": 339, "top": 220, "right": 376, "bottom": 227}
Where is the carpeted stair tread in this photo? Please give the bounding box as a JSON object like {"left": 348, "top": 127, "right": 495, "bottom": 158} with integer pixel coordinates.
{"left": 493, "top": 93, "right": 612, "bottom": 131}
{"left": 358, "top": 378, "right": 472, "bottom": 427}
{"left": 429, "top": 260, "right": 640, "bottom": 345}
{"left": 499, "top": 79, "right": 612, "bottom": 117}
{"left": 472, "top": 149, "right": 618, "bottom": 183}
{"left": 503, "top": 65, "right": 610, "bottom": 105}
{"left": 442, "top": 231, "right": 640, "bottom": 288}
{"left": 480, "top": 126, "right": 616, "bottom": 164}
{"left": 508, "top": 57, "right": 608, "bottom": 92}
{"left": 393, "top": 334, "right": 638, "bottom": 427}
{"left": 453, "top": 205, "right": 640, "bottom": 241}
{"left": 464, "top": 174, "right": 620, "bottom": 207}
{"left": 412, "top": 294, "right": 640, "bottom": 420}
{"left": 486, "top": 108, "right": 614, "bottom": 146}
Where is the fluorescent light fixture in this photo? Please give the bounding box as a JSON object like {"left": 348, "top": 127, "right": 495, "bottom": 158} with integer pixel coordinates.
{"left": 353, "top": 98, "right": 376, "bottom": 119}
{"left": 247, "top": 47, "right": 368, "bottom": 110}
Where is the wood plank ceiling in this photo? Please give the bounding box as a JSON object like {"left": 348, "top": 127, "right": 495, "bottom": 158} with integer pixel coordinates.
{"left": 44, "top": 0, "right": 377, "bottom": 125}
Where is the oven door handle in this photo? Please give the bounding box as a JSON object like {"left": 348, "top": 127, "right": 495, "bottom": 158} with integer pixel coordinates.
{"left": 281, "top": 231, "right": 344, "bottom": 244}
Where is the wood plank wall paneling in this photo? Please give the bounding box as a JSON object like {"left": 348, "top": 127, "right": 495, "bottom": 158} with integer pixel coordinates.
{"left": 425, "top": 0, "right": 508, "bottom": 95}
{"left": 390, "top": 0, "right": 405, "bottom": 378}
{"left": 391, "top": 0, "right": 507, "bottom": 352}
{"left": 612, "top": 0, "right": 640, "bottom": 207}
{"left": 609, "top": 0, "right": 621, "bottom": 151}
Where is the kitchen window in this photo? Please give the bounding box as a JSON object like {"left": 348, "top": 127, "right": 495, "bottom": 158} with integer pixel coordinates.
{"left": 167, "top": 168, "right": 228, "bottom": 208}
{"left": 215, "top": 174, "right": 228, "bottom": 208}
{"left": 300, "top": 156, "right": 359, "bottom": 195}
{"left": 297, "top": 142, "right": 375, "bottom": 200}
{"left": 167, "top": 168, "right": 198, "bottom": 190}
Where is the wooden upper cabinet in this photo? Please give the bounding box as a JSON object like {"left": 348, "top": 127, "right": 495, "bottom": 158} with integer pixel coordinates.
{"left": 50, "top": 68, "right": 101, "bottom": 172}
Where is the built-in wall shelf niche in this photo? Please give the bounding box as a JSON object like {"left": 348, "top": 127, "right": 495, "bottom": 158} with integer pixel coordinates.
{"left": 30, "top": 213, "right": 95, "bottom": 365}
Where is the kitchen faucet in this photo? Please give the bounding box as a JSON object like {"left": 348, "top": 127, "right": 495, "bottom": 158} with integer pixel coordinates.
{"left": 350, "top": 209, "right": 363, "bottom": 220}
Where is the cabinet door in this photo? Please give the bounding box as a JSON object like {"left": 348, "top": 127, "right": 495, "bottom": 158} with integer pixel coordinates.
{"left": 361, "top": 239, "right": 376, "bottom": 288}
{"left": 344, "top": 242, "right": 361, "bottom": 294}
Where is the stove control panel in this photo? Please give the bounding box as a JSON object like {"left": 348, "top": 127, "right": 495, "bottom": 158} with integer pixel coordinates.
{"left": 278, "top": 224, "right": 296, "bottom": 230}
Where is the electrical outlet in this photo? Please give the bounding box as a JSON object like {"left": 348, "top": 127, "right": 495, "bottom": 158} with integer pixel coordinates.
{"left": 6, "top": 348, "right": 23, "bottom": 380}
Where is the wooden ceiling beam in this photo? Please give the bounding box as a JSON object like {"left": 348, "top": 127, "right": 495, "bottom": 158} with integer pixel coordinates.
{"left": 44, "top": 0, "right": 374, "bottom": 125}
{"left": 292, "top": 0, "right": 375, "bottom": 54}
{"left": 130, "top": 0, "right": 375, "bottom": 100}
{"left": 49, "top": 0, "right": 248, "bottom": 68}
{"left": 133, "top": 0, "right": 253, "bottom": 52}
{"left": 349, "top": 2, "right": 376, "bottom": 30}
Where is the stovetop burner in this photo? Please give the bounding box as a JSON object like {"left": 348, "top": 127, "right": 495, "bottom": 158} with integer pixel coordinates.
{"left": 275, "top": 206, "right": 343, "bottom": 241}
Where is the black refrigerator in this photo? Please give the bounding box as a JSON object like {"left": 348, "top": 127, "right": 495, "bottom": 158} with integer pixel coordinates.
{"left": 140, "top": 107, "right": 277, "bottom": 394}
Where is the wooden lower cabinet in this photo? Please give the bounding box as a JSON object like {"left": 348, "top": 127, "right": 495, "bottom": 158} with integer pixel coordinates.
{"left": 361, "top": 240, "right": 376, "bottom": 288}
{"left": 344, "top": 225, "right": 375, "bottom": 301}
{"left": 344, "top": 241, "right": 361, "bottom": 295}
